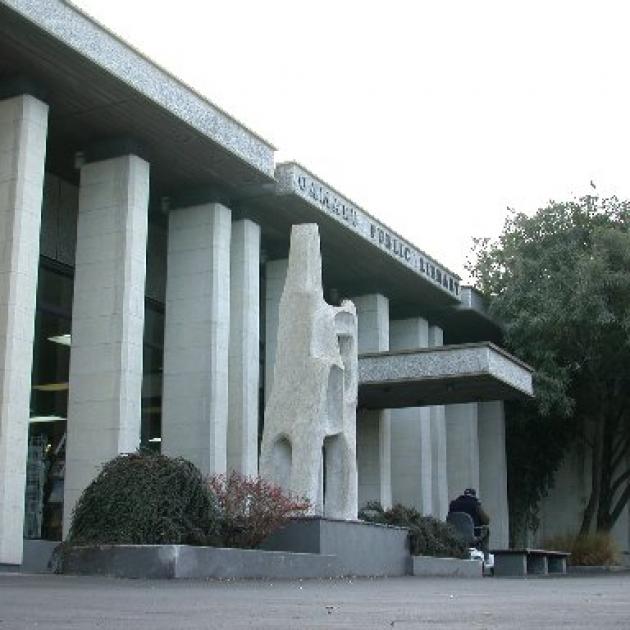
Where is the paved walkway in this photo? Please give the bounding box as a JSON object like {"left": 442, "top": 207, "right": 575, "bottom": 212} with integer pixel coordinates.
{"left": 1, "top": 573, "right": 629, "bottom": 629}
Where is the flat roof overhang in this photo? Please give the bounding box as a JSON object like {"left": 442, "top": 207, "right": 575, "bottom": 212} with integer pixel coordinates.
{"left": 237, "top": 163, "right": 464, "bottom": 312}
{"left": 423, "top": 287, "right": 504, "bottom": 344}
{"left": 358, "top": 342, "right": 533, "bottom": 409}
{"left": 0, "top": 0, "right": 275, "bottom": 196}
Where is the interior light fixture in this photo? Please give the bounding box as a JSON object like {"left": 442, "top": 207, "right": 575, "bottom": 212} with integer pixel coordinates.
{"left": 29, "top": 415, "right": 66, "bottom": 423}
{"left": 148, "top": 437, "right": 162, "bottom": 443}
{"left": 32, "top": 383, "right": 69, "bottom": 392}
{"left": 48, "top": 334, "right": 71, "bottom": 347}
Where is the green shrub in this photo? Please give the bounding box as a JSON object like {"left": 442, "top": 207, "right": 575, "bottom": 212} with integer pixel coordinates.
{"left": 543, "top": 532, "right": 619, "bottom": 566}
{"left": 69, "top": 453, "right": 219, "bottom": 546}
{"left": 209, "top": 472, "right": 310, "bottom": 548}
{"left": 359, "top": 501, "right": 468, "bottom": 559}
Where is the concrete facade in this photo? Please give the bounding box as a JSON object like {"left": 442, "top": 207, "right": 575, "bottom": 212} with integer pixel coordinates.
{"left": 353, "top": 294, "right": 392, "bottom": 510}
{"left": 537, "top": 445, "right": 630, "bottom": 554}
{"left": 227, "top": 219, "right": 260, "bottom": 476}
{"left": 0, "top": 95, "right": 48, "bottom": 564}
{"left": 64, "top": 154, "right": 149, "bottom": 536}
{"left": 161, "top": 203, "right": 231, "bottom": 476}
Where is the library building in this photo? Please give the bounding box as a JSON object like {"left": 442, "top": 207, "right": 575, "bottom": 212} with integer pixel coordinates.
{"left": 0, "top": 0, "right": 540, "bottom": 569}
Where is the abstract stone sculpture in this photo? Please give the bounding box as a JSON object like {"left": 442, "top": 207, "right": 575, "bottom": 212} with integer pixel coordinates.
{"left": 260, "top": 224, "right": 358, "bottom": 520}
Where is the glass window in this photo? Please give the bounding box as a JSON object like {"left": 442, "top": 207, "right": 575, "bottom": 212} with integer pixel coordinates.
{"left": 25, "top": 263, "right": 73, "bottom": 541}
{"left": 141, "top": 300, "right": 164, "bottom": 452}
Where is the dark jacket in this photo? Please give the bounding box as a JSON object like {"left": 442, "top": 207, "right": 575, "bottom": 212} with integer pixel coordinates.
{"left": 448, "top": 495, "right": 490, "bottom": 528}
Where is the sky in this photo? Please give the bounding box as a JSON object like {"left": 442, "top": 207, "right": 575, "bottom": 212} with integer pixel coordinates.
{"left": 73, "top": 0, "right": 630, "bottom": 280}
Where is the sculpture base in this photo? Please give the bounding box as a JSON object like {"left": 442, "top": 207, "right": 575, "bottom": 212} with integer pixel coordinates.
{"left": 261, "top": 516, "right": 411, "bottom": 577}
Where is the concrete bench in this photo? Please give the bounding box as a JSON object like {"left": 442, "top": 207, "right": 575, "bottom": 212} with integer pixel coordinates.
{"left": 491, "top": 548, "right": 570, "bottom": 577}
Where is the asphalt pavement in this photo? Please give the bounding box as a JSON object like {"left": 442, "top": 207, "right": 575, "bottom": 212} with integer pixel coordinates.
{"left": 1, "top": 572, "right": 629, "bottom": 629}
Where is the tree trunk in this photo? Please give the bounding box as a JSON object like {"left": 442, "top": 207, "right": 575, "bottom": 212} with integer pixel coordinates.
{"left": 610, "top": 475, "right": 630, "bottom": 526}
{"left": 579, "top": 418, "right": 604, "bottom": 536}
{"left": 596, "top": 411, "right": 615, "bottom": 531}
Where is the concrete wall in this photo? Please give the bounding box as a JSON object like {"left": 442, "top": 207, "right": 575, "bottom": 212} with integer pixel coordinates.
{"left": 537, "top": 445, "right": 630, "bottom": 555}
{"left": 537, "top": 445, "right": 588, "bottom": 545}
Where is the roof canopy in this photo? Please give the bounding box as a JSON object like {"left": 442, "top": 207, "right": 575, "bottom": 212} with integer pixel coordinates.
{"left": 358, "top": 343, "right": 533, "bottom": 409}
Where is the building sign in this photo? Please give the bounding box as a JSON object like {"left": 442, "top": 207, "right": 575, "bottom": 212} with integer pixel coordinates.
{"left": 276, "top": 163, "right": 461, "bottom": 299}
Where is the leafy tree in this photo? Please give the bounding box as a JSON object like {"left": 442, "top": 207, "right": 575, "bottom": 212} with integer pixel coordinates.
{"left": 469, "top": 196, "right": 630, "bottom": 538}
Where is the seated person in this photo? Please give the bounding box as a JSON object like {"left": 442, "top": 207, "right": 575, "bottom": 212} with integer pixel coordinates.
{"left": 448, "top": 488, "right": 490, "bottom": 552}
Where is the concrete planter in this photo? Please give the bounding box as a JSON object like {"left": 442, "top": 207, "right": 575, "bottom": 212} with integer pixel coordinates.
{"left": 412, "top": 555, "right": 482, "bottom": 578}
{"left": 261, "top": 517, "right": 411, "bottom": 577}
{"left": 63, "top": 544, "right": 338, "bottom": 580}
{"left": 62, "top": 518, "right": 412, "bottom": 580}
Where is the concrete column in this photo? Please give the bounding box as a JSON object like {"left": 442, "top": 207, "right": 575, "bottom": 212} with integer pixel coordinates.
{"left": 64, "top": 154, "right": 149, "bottom": 536}
{"left": 429, "top": 325, "right": 449, "bottom": 519}
{"left": 0, "top": 95, "right": 48, "bottom": 564}
{"left": 389, "top": 318, "right": 432, "bottom": 514}
{"left": 446, "top": 403, "right": 480, "bottom": 503}
{"left": 227, "top": 219, "right": 260, "bottom": 477}
{"left": 478, "top": 401, "right": 509, "bottom": 547}
{"left": 161, "top": 203, "right": 231, "bottom": 476}
{"left": 352, "top": 294, "right": 391, "bottom": 510}
{"left": 264, "top": 259, "right": 287, "bottom": 403}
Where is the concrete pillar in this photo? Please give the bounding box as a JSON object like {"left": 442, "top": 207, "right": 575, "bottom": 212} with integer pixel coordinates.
{"left": 0, "top": 95, "right": 48, "bottom": 564}
{"left": 161, "top": 203, "right": 231, "bottom": 476}
{"left": 227, "top": 219, "right": 260, "bottom": 477}
{"left": 389, "top": 318, "right": 432, "bottom": 514}
{"left": 446, "top": 403, "right": 480, "bottom": 503}
{"left": 478, "top": 401, "right": 509, "bottom": 548}
{"left": 264, "top": 259, "right": 287, "bottom": 403}
{"left": 352, "top": 294, "right": 391, "bottom": 509}
{"left": 64, "top": 154, "right": 149, "bottom": 536}
{"left": 429, "top": 325, "right": 449, "bottom": 519}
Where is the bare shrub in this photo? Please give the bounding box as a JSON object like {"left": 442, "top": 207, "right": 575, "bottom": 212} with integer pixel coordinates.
{"left": 209, "top": 472, "right": 310, "bottom": 549}
{"left": 543, "top": 532, "right": 619, "bottom": 566}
